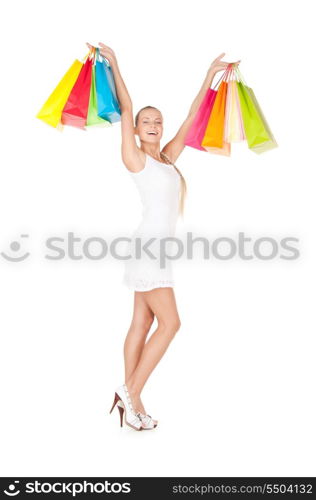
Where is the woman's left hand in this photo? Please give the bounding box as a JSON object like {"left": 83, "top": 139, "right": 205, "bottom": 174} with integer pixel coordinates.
{"left": 86, "top": 42, "right": 118, "bottom": 66}
{"left": 208, "top": 52, "right": 241, "bottom": 75}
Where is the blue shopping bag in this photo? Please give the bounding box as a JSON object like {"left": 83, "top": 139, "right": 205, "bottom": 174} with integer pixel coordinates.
{"left": 95, "top": 48, "right": 121, "bottom": 123}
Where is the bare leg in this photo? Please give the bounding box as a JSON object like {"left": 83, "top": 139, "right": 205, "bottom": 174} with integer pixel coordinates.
{"left": 123, "top": 292, "right": 155, "bottom": 413}
{"left": 125, "top": 287, "right": 181, "bottom": 412}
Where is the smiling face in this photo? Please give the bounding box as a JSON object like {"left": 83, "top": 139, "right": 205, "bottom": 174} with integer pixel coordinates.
{"left": 135, "top": 107, "right": 163, "bottom": 144}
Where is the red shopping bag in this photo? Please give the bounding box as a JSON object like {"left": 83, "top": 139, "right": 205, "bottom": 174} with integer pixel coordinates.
{"left": 61, "top": 57, "right": 93, "bottom": 129}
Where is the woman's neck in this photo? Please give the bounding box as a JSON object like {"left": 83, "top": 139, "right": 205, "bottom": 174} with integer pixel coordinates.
{"left": 141, "top": 145, "right": 162, "bottom": 161}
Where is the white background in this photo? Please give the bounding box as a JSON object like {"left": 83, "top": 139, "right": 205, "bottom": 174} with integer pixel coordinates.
{"left": 1, "top": 0, "right": 315, "bottom": 477}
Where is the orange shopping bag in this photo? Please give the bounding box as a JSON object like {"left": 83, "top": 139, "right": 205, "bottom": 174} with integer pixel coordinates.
{"left": 201, "top": 80, "right": 230, "bottom": 156}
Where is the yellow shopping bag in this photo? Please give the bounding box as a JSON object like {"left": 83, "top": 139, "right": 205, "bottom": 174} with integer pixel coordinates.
{"left": 36, "top": 59, "right": 83, "bottom": 128}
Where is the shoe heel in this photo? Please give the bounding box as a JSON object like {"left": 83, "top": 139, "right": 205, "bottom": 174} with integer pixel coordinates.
{"left": 111, "top": 385, "right": 143, "bottom": 431}
{"left": 118, "top": 404, "right": 124, "bottom": 427}
{"left": 109, "top": 392, "right": 121, "bottom": 414}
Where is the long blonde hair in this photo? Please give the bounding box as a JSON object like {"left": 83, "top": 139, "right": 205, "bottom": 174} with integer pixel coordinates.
{"left": 160, "top": 151, "right": 187, "bottom": 218}
{"left": 135, "top": 106, "right": 187, "bottom": 217}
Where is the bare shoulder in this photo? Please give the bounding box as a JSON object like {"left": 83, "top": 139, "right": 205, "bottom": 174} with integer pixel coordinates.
{"left": 161, "top": 144, "right": 182, "bottom": 164}
{"left": 122, "top": 147, "right": 146, "bottom": 173}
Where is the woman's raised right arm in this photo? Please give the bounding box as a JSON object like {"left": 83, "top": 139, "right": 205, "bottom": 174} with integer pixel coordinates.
{"left": 88, "top": 43, "right": 142, "bottom": 171}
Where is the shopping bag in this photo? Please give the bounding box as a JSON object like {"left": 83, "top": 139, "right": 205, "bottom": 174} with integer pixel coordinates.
{"left": 245, "top": 86, "right": 278, "bottom": 153}
{"left": 202, "top": 80, "right": 227, "bottom": 148}
{"left": 86, "top": 65, "right": 111, "bottom": 128}
{"left": 201, "top": 80, "right": 231, "bottom": 156}
{"left": 224, "top": 80, "right": 245, "bottom": 142}
{"left": 95, "top": 49, "right": 121, "bottom": 123}
{"left": 36, "top": 59, "right": 83, "bottom": 128}
{"left": 61, "top": 55, "right": 93, "bottom": 129}
{"left": 203, "top": 140, "right": 231, "bottom": 156}
{"left": 184, "top": 88, "right": 217, "bottom": 151}
{"left": 237, "top": 79, "right": 277, "bottom": 153}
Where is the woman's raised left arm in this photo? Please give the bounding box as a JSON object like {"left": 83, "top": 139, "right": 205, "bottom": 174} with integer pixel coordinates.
{"left": 162, "top": 52, "right": 240, "bottom": 163}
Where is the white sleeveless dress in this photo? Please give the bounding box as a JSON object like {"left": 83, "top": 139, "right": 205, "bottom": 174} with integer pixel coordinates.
{"left": 122, "top": 153, "right": 181, "bottom": 291}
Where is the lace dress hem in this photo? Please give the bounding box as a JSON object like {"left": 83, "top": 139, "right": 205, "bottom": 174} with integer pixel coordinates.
{"left": 122, "top": 277, "right": 175, "bottom": 292}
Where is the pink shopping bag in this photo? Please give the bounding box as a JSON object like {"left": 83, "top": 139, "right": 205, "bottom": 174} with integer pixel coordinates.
{"left": 184, "top": 88, "right": 217, "bottom": 151}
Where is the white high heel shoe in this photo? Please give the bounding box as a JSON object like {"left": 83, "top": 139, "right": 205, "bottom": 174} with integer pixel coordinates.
{"left": 109, "top": 384, "right": 143, "bottom": 431}
{"left": 137, "top": 412, "right": 158, "bottom": 430}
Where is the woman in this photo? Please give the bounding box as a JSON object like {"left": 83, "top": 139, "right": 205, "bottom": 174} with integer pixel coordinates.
{"left": 88, "top": 42, "right": 239, "bottom": 431}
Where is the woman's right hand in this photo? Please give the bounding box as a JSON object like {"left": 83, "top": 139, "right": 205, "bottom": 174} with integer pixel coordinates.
{"left": 208, "top": 52, "right": 241, "bottom": 75}
{"left": 86, "top": 42, "right": 117, "bottom": 66}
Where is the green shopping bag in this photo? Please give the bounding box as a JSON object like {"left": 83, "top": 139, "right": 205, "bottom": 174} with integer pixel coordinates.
{"left": 86, "top": 66, "right": 111, "bottom": 127}
{"left": 237, "top": 79, "right": 277, "bottom": 154}
{"left": 245, "top": 86, "right": 278, "bottom": 153}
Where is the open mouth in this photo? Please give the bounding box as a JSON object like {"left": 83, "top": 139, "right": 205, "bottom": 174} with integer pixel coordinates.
{"left": 147, "top": 131, "right": 158, "bottom": 135}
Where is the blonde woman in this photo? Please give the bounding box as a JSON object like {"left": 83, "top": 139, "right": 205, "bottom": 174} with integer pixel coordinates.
{"left": 87, "top": 42, "right": 237, "bottom": 430}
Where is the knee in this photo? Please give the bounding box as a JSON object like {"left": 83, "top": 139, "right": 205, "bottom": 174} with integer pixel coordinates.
{"left": 160, "top": 316, "right": 181, "bottom": 338}
{"left": 132, "top": 314, "right": 155, "bottom": 336}
{"left": 172, "top": 317, "right": 181, "bottom": 335}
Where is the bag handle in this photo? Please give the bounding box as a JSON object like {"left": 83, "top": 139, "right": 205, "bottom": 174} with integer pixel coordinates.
{"left": 215, "top": 62, "right": 243, "bottom": 86}
{"left": 82, "top": 46, "right": 95, "bottom": 64}
{"left": 234, "top": 64, "right": 247, "bottom": 86}
{"left": 213, "top": 63, "right": 234, "bottom": 90}
{"left": 91, "top": 46, "right": 97, "bottom": 66}
{"left": 94, "top": 47, "right": 111, "bottom": 67}
{"left": 227, "top": 64, "right": 235, "bottom": 83}
{"left": 229, "top": 63, "right": 237, "bottom": 82}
